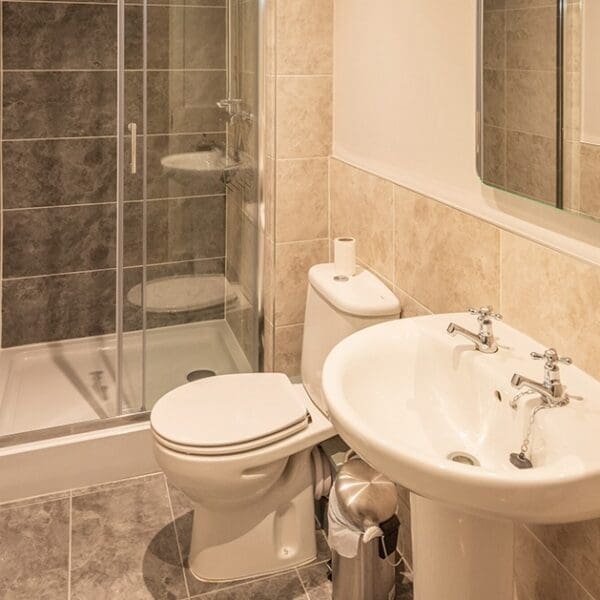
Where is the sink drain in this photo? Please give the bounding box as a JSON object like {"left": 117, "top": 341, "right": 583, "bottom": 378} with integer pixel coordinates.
{"left": 186, "top": 369, "right": 216, "bottom": 382}
{"left": 447, "top": 452, "right": 480, "bottom": 467}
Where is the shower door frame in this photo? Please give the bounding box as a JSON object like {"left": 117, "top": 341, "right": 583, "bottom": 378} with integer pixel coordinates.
{"left": 0, "top": 0, "right": 266, "bottom": 449}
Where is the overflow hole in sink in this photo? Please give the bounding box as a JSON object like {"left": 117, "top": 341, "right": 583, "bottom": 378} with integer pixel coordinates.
{"left": 447, "top": 452, "right": 480, "bottom": 467}
{"left": 186, "top": 369, "right": 216, "bottom": 382}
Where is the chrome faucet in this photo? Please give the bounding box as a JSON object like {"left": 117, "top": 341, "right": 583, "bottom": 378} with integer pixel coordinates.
{"left": 446, "top": 306, "right": 502, "bottom": 354}
{"left": 510, "top": 348, "right": 572, "bottom": 409}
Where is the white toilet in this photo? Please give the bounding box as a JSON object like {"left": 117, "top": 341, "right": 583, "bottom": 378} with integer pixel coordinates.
{"left": 150, "top": 263, "right": 400, "bottom": 582}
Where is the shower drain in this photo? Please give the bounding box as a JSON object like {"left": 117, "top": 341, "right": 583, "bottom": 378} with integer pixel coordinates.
{"left": 186, "top": 369, "right": 217, "bottom": 382}
{"left": 447, "top": 452, "right": 480, "bottom": 467}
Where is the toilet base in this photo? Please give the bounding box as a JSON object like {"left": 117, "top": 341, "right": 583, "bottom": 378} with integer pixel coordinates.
{"left": 188, "top": 450, "right": 318, "bottom": 581}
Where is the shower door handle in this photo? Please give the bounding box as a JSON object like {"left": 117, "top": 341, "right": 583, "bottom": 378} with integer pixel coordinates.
{"left": 128, "top": 122, "right": 137, "bottom": 174}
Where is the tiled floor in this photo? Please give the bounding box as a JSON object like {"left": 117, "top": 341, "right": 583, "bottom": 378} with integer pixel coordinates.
{"left": 0, "top": 473, "right": 413, "bottom": 599}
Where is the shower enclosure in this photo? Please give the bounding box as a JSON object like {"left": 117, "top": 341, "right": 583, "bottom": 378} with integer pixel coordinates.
{"left": 0, "top": 0, "right": 263, "bottom": 448}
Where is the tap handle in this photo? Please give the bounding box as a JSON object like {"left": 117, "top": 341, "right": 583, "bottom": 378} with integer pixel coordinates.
{"left": 531, "top": 348, "right": 572, "bottom": 368}
{"left": 468, "top": 306, "right": 503, "bottom": 321}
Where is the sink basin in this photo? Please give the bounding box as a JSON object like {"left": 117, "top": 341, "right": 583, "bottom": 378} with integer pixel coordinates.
{"left": 322, "top": 313, "right": 600, "bottom": 600}
{"left": 161, "top": 149, "right": 230, "bottom": 173}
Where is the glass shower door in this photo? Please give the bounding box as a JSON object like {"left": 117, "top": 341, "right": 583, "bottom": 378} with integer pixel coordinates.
{"left": 119, "top": 0, "right": 263, "bottom": 412}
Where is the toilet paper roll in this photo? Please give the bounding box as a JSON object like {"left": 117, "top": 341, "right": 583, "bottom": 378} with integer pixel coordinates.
{"left": 334, "top": 237, "right": 356, "bottom": 277}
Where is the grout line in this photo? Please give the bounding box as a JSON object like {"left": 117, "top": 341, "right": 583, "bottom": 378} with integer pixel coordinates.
{"left": 67, "top": 491, "right": 73, "bottom": 600}
{"left": 2, "top": 193, "right": 226, "bottom": 212}
{"left": 392, "top": 185, "right": 397, "bottom": 287}
{"left": 294, "top": 567, "right": 312, "bottom": 600}
{"left": 524, "top": 525, "right": 596, "bottom": 600}
{"left": 163, "top": 477, "right": 191, "bottom": 600}
{"left": 1, "top": 0, "right": 225, "bottom": 7}
{"left": 3, "top": 131, "right": 226, "bottom": 142}
{"left": 3, "top": 68, "right": 226, "bottom": 73}
{"left": 3, "top": 256, "right": 225, "bottom": 282}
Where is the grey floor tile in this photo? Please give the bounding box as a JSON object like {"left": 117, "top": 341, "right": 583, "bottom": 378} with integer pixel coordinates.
{"left": 167, "top": 481, "right": 326, "bottom": 598}
{"left": 194, "top": 571, "right": 307, "bottom": 599}
{"left": 0, "top": 497, "right": 70, "bottom": 599}
{"left": 297, "top": 563, "right": 331, "bottom": 600}
{"left": 71, "top": 473, "right": 188, "bottom": 600}
{"left": 315, "top": 530, "right": 330, "bottom": 564}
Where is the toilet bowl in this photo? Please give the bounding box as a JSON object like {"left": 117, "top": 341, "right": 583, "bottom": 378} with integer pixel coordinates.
{"left": 151, "top": 263, "right": 400, "bottom": 582}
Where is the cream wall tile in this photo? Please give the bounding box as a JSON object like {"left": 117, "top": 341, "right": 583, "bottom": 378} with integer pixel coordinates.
{"left": 274, "top": 324, "right": 304, "bottom": 377}
{"left": 515, "top": 526, "right": 593, "bottom": 600}
{"left": 501, "top": 232, "right": 600, "bottom": 379}
{"left": 394, "top": 186, "right": 501, "bottom": 313}
{"left": 264, "top": 318, "right": 274, "bottom": 372}
{"left": 264, "top": 156, "right": 275, "bottom": 239}
{"left": 276, "top": 0, "right": 333, "bottom": 75}
{"left": 276, "top": 158, "right": 329, "bottom": 242}
{"left": 276, "top": 76, "right": 332, "bottom": 159}
{"left": 330, "top": 159, "right": 395, "bottom": 281}
{"left": 265, "top": 0, "right": 276, "bottom": 77}
{"left": 580, "top": 143, "right": 600, "bottom": 220}
{"left": 263, "top": 238, "right": 275, "bottom": 324}
{"left": 394, "top": 287, "right": 432, "bottom": 319}
{"left": 527, "top": 520, "right": 600, "bottom": 599}
{"left": 265, "top": 75, "right": 276, "bottom": 159}
{"left": 275, "top": 238, "right": 328, "bottom": 326}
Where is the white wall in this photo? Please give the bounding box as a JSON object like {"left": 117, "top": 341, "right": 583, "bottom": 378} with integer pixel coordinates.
{"left": 332, "top": 0, "right": 600, "bottom": 265}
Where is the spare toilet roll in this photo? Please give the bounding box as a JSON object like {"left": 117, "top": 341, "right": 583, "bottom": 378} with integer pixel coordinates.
{"left": 334, "top": 237, "right": 356, "bottom": 277}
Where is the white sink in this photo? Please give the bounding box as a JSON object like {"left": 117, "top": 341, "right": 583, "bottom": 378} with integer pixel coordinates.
{"left": 322, "top": 313, "right": 600, "bottom": 600}
{"left": 161, "top": 149, "right": 230, "bottom": 174}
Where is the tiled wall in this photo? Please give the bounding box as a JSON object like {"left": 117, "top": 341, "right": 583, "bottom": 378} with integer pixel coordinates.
{"left": 330, "top": 157, "right": 600, "bottom": 600}
{"left": 264, "top": 5, "right": 599, "bottom": 596}
{"left": 1, "top": 0, "right": 228, "bottom": 346}
{"left": 263, "top": 0, "right": 333, "bottom": 374}
{"left": 482, "top": 0, "right": 558, "bottom": 205}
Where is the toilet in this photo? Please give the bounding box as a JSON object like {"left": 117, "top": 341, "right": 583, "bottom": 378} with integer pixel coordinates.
{"left": 150, "top": 263, "right": 400, "bottom": 582}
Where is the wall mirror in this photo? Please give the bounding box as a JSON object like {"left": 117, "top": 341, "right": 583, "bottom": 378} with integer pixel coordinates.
{"left": 477, "top": 0, "right": 599, "bottom": 222}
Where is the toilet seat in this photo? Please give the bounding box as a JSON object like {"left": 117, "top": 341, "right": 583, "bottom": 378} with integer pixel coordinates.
{"left": 151, "top": 373, "right": 310, "bottom": 456}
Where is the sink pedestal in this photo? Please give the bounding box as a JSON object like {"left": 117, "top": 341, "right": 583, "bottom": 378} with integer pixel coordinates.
{"left": 410, "top": 494, "right": 514, "bottom": 600}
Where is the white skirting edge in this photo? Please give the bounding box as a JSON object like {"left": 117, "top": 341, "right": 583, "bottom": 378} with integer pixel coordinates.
{"left": 0, "top": 421, "right": 158, "bottom": 503}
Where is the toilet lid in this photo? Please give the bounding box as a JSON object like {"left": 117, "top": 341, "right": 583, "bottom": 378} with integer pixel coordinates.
{"left": 150, "top": 373, "right": 309, "bottom": 454}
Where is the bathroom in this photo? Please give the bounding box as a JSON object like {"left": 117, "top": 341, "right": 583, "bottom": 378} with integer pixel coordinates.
{"left": 0, "top": 0, "right": 598, "bottom": 598}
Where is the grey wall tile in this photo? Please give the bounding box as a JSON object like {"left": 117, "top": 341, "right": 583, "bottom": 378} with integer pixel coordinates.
{"left": 123, "top": 258, "right": 225, "bottom": 331}
{"left": 483, "top": 125, "right": 506, "bottom": 187}
{"left": 140, "top": 0, "right": 225, "bottom": 5}
{"left": 147, "top": 70, "right": 226, "bottom": 134}
{"left": 3, "top": 203, "right": 116, "bottom": 278}
{"left": 0, "top": 498, "right": 70, "bottom": 599}
{"left": 3, "top": 2, "right": 117, "bottom": 70}
{"left": 71, "top": 474, "right": 188, "bottom": 600}
{"left": 141, "top": 6, "right": 226, "bottom": 70}
{"left": 3, "top": 138, "right": 117, "bottom": 209}
{"left": 506, "top": 130, "right": 556, "bottom": 204}
{"left": 483, "top": 9, "right": 506, "bottom": 70}
{"left": 2, "top": 270, "right": 116, "bottom": 347}
{"left": 506, "top": 70, "right": 556, "bottom": 139}
{"left": 124, "top": 196, "right": 225, "bottom": 267}
{"left": 3, "top": 71, "right": 116, "bottom": 139}
{"left": 506, "top": 6, "right": 557, "bottom": 71}
{"left": 127, "top": 133, "right": 226, "bottom": 201}
{"left": 483, "top": 68, "right": 506, "bottom": 128}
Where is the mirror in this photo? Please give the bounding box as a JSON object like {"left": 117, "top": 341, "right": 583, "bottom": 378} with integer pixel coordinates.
{"left": 477, "top": 0, "right": 599, "bottom": 222}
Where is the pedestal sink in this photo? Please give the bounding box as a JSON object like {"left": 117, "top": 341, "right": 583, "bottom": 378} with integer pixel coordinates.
{"left": 321, "top": 313, "right": 600, "bottom": 600}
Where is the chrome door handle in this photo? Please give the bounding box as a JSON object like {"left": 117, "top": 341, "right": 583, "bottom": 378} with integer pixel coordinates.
{"left": 128, "top": 122, "right": 137, "bottom": 174}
